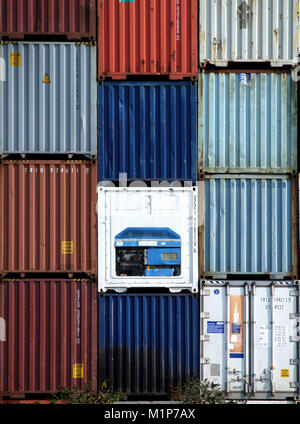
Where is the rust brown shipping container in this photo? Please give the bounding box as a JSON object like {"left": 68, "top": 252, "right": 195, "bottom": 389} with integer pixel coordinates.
{"left": 98, "top": 0, "right": 198, "bottom": 80}
{"left": 0, "top": 0, "right": 96, "bottom": 40}
{"left": 0, "top": 279, "right": 97, "bottom": 395}
{"left": 0, "top": 161, "right": 97, "bottom": 276}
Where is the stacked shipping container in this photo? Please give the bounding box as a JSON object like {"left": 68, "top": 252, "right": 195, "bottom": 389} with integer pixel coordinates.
{"left": 198, "top": 0, "right": 300, "bottom": 401}
{"left": 97, "top": 0, "right": 200, "bottom": 396}
{"left": 1, "top": 0, "right": 300, "bottom": 402}
{"left": 0, "top": 0, "right": 98, "bottom": 397}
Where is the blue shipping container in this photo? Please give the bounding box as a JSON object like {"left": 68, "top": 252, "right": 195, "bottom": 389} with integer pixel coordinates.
{"left": 98, "top": 294, "right": 200, "bottom": 394}
{"left": 98, "top": 82, "right": 197, "bottom": 183}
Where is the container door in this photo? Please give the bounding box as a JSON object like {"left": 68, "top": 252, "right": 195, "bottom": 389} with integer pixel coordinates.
{"left": 251, "top": 284, "right": 298, "bottom": 397}
{"left": 201, "top": 284, "right": 249, "bottom": 397}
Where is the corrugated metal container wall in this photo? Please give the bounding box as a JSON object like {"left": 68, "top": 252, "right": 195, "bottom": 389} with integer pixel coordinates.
{"left": 199, "top": 0, "right": 300, "bottom": 66}
{"left": 98, "top": 294, "right": 200, "bottom": 394}
{"left": 98, "top": 82, "right": 197, "bottom": 182}
{"left": 97, "top": 0, "right": 198, "bottom": 79}
{"left": 198, "top": 72, "right": 298, "bottom": 174}
{"left": 0, "top": 161, "right": 97, "bottom": 276}
{"left": 201, "top": 175, "right": 298, "bottom": 279}
{"left": 201, "top": 281, "right": 300, "bottom": 400}
{"left": 0, "top": 279, "right": 97, "bottom": 394}
{"left": 0, "top": 42, "right": 97, "bottom": 157}
{"left": 0, "top": 0, "right": 96, "bottom": 40}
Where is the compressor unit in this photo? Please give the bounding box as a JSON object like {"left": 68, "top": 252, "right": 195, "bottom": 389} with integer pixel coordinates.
{"left": 115, "top": 227, "right": 181, "bottom": 277}
{"left": 98, "top": 187, "right": 198, "bottom": 293}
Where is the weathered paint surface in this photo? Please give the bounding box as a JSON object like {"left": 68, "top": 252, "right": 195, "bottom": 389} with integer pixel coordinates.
{"left": 0, "top": 0, "right": 96, "bottom": 40}
{"left": 98, "top": 294, "right": 200, "bottom": 394}
{"left": 198, "top": 72, "right": 298, "bottom": 174}
{"left": 199, "top": 0, "right": 300, "bottom": 66}
{"left": 0, "top": 280, "right": 97, "bottom": 394}
{"left": 98, "top": 0, "right": 198, "bottom": 79}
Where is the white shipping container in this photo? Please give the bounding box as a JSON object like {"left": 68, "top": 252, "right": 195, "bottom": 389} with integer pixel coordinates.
{"left": 201, "top": 281, "right": 300, "bottom": 400}
{"left": 98, "top": 187, "right": 198, "bottom": 293}
{"left": 199, "top": 0, "right": 300, "bottom": 66}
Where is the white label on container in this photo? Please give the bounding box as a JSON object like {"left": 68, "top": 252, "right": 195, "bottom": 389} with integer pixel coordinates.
{"left": 274, "top": 325, "right": 288, "bottom": 347}
{"left": 259, "top": 325, "right": 270, "bottom": 346}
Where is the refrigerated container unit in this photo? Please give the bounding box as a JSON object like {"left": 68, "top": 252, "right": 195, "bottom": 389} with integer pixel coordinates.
{"left": 198, "top": 71, "right": 298, "bottom": 175}
{"left": 0, "top": 279, "right": 97, "bottom": 395}
{"left": 97, "top": 0, "right": 198, "bottom": 80}
{"left": 200, "top": 280, "right": 300, "bottom": 400}
{"left": 199, "top": 175, "right": 298, "bottom": 280}
{"left": 98, "top": 187, "right": 198, "bottom": 293}
{"left": 199, "top": 0, "right": 300, "bottom": 67}
{"left": 0, "top": 0, "right": 96, "bottom": 41}
{"left": 98, "top": 81, "right": 197, "bottom": 183}
{"left": 0, "top": 161, "right": 97, "bottom": 276}
{"left": 98, "top": 293, "right": 200, "bottom": 394}
{"left": 0, "top": 42, "right": 97, "bottom": 158}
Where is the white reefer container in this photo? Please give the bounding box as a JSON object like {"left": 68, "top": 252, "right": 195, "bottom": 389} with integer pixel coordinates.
{"left": 200, "top": 280, "right": 300, "bottom": 400}
{"left": 98, "top": 187, "right": 198, "bottom": 293}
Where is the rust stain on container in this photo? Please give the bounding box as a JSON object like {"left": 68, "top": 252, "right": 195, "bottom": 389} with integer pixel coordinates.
{"left": 0, "top": 161, "right": 97, "bottom": 276}
{"left": 98, "top": 0, "right": 198, "bottom": 80}
{"left": 0, "top": 0, "right": 96, "bottom": 40}
{"left": 0, "top": 279, "right": 97, "bottom": 395}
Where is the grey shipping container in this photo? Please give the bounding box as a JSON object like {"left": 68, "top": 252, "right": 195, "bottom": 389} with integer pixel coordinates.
{"left": 200, "top": 280, "right": 300, "bottom": 400}
{"left": 198, "top": 71, "right": 298, "bottom": 174}
{"left": 0, "top": 42, "right": 97, "bottom": 157}
{"left": 199, "top": 175, "right": 298, "bottom": 279}
{"left": 199, "top": 0, "right": 300, "bottom": 66}
{"left": 98, "top": 294, "right": 200, "bottom": 394}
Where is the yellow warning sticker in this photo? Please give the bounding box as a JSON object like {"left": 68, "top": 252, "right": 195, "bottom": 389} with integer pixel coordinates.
{"left": 73, "top": 363, "right": 84, "bottom": 379}
{"left": 281, "top": 369, "right": 289, "bottom": 378}
{"left": 61, "top": 241, "right": 73, "bottom": 254}
{"left": 42, "top": 73, "right": 50, "bottom": 83}
{"left": 10, "top": 52, "right": 21, "bottom": 67}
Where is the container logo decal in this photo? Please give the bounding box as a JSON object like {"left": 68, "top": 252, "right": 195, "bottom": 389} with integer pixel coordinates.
{"left": 42, "top": 73, "right": 51, "bottom": 84}
{"left": 214, "top": 289, "right": 220, "bottom": 295}
{"left": 73, "top": 363, "right": 84, "bottom": 379}
{"left": 281, "top": 369, "right": 289, "bottom": 378}
{"left": 207, "top": 321, "right": 224, "bottom": 334}
{"left": 119, "top": 0, "right": 134, "bottom": 2}
{"left": 229, "top": 295, "right": 244, "bottom": 358}
{"left": 62, "top": 241, "right": 73, "bottom": 254}
{"left": 10, "top": 52, "right": 21, "bottom": 67}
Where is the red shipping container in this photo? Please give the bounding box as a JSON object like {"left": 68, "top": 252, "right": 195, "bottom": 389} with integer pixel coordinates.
{"left": 0, "top": 279, "right": 97, "bottom": 395}
{"left": 0, "top": 161, "right": 97, "bottom": 276}
{"left": 98, "top": 0, "right": 198, "bottom": 80}
{"left": 0, "top": 0, "right": 96, "bottom": 40}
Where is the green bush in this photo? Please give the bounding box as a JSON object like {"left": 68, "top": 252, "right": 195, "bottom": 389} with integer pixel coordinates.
{"left": 170, "top": 377, "right": 243, "bottom": 404}
{"left": 51, "top": 381, "right": 124, "bottom": 404}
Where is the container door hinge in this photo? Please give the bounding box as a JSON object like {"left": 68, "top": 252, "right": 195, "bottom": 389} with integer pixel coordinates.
{"left": 290, "top": 359, "right": 299, "bottom": 365}
{"left": 200, "top": 358, "right": 210, "bottom": 365}
{"left": 201, "top": 312, "right": 210, "bottom": 319}
{"left": 201, "top": 289, "right": 210, "bottom": 296}
{"left": 290, "top": 336, "right": 300, "bottom": 342}
{"left": 201, "top": 335, "right": 210, "bottom": 342}
{"left": 290, "top": 313, "right": 300, "bottom": 319}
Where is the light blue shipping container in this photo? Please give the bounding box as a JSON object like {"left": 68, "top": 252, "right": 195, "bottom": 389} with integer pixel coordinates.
{"left": 98, "top": 294, "right": 200, "bottom": 394}
{"left": 198, "top": 72, "right": 298, "bottom": 174}
{"left": 0, "top": 42, "right": 97, "bottom": 157}
{"left": 202, "top": 175, "right": 298, "bottom": 279}
{"left": 98, "top": 81, "right": 197, "bottom": 183}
